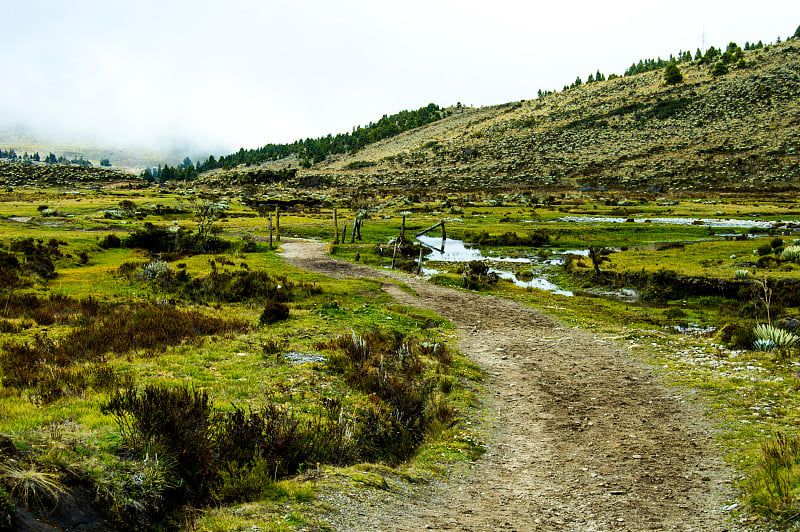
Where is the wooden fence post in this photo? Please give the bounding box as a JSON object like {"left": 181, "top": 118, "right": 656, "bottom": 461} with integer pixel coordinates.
{"left": 268, "top": 213, "right": 274, "bottom": 250}
{"left": 333, "top": 208, "right": 339, "bottom": 244}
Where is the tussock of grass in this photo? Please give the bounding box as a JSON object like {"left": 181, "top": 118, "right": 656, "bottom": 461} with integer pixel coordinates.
{"left": 747, "top": 433, "right": 800, "bottom": 525}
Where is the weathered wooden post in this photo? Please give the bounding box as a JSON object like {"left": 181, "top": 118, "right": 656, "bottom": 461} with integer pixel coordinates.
{"left": 356, "top": 218, "right": 362, "bottom": 241}
{"left": 400, "top": 215, "right": 406, "bottom": 239}
{"left": 333, "top": 208, "right": 340, "bottom": 244}
{"left": 350, "top": 219, "right": 358, "bottom": 244}
{"left": 415, "top": 220, "right": 447, "bottom": 252}
{"left": 268, "top": 213, "right": 274, "bottom": 250}
{"left": 342, "top": 218, "right": 348, "bottom": 243}
{"left": 416, "top": 245, "right": 423, "bottom": 275}
{"left": 391, "top": 237, "right": 399, "bottom": 269}
{"left": 275, "top": 208, "right": 281, "bottom": 241}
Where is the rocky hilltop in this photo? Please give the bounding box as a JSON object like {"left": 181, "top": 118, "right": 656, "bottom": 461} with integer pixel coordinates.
{"left": 203, "top": 39, "right": 799, "bottom": 193}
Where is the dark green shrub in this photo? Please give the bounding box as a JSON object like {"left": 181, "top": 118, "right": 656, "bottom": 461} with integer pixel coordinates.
{"left": 216, "top": 405, "right": 343, "bottom": 480}
{"left": 665, "top": 308, "right": 687, "bottom": 319}
{"left": 0, "top": 251, "right": 20, "bottom": 287}
{"left": 712, "top": 61, "right": 729, "bottom": 76}
{"left": 664, "top": 62, "right": 683, "bottom": 84}
{"left": 260, "top": 299, "right": 289, "bottom": 324}
{"left": 102, "top": 385, "right": 218, "bottom": 506}
{"left": 771, "top": 238, "right": 785, "bottom": 249}
{"left": 99, "top": 234, "right": 121, "bottom": 249}
{"left": 757, "top": 244, "right": 773, "bottom": 256}
{"left": 731, "top": 326, "right": 758, "bottom": 350}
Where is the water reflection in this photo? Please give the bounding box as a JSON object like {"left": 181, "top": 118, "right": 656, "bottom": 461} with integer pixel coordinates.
{"left": 416, "top": 235, "right": 571, "bottom": 295}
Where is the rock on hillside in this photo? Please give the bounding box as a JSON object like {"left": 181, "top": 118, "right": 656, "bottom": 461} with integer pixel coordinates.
{"left": 206, "top": 39, "right": 800, "bottom": 192}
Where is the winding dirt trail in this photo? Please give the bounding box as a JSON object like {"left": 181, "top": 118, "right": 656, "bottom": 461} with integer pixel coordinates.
{"left": 280, "top": 241, "right": 742, "bottom": 532}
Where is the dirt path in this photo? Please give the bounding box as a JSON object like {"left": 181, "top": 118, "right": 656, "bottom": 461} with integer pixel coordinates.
{"left": 280, "top": 241, "right": 742, "bottom": 532}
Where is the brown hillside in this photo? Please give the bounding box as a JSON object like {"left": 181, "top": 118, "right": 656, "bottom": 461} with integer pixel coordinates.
{"left": 207, "top": 39, "right": 800, "bottom": 193}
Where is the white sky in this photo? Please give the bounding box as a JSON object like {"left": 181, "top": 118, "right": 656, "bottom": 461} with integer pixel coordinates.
{"left": 2, "top": 0, "right": 798, "bottom": 158}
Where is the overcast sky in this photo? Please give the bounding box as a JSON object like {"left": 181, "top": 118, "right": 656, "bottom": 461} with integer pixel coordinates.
{"left": 2, "top": 1, "right": 797, "bottom": 158}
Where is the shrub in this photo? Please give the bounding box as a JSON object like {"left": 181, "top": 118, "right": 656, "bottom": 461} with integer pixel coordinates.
{"left": 215, "top": 405, "right": 343, "bottom": 481}
{"left": 99, "top": 234, "right": 121, "bottom": 249}
{"left": 324, "top": 329, "right": 452, "bottom": 463}
{"left": 461, "top": 260, "right": 499, "bottom": 290}
{"left": 102, "top": 385, "right": 218, "bottom": 506}
{"left": 260, "top": 299, "right": 290, "bottom": 324}
{"left": 0, "top": 305, "right": 248, "bottom": 392}
{"left": 664, "top": 62, "right": 683, "bottom": 84}
{"left": 712, "top": 61, "right": 729, "bottom": 76}
{"left": 0, "top": 251, "right": 20, "bottom": 288}
{"left": 780, "top": 246, "right": 800, "bottom": 262}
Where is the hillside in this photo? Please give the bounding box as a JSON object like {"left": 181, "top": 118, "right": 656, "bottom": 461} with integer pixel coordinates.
{"left": 201, "top": 38, "right": 800, "bottom": 193}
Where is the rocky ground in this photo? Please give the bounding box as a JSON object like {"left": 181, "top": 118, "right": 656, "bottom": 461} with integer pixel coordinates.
{"left": 281, "top": 241, "right": 745, "bottom": 532}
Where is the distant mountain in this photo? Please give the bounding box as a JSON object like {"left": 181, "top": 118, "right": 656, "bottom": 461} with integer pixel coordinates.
{"left": 0, "top": 130, "right": 179, "bottom": 172}
{"left": 201, "top": 37, "right": 800, "bottom": 192}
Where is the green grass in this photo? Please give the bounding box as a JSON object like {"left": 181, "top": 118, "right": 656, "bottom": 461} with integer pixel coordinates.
{"left": 1, "top": 184, "right": 799, "bottom": 528}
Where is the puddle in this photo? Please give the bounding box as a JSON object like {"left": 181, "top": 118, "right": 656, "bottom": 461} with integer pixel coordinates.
{"left": 416, "top": 235, "right": 572, "bottom": 295}
{"left": 490, "top": 269, "right": 574, "bottom": 296}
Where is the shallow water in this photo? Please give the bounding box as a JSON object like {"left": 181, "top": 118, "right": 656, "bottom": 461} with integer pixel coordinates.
{"left": 417, "top": 235, "right": 572, "bottom": 294}
{"left": 557, "top": 215, "right": 799, "bottom": 229}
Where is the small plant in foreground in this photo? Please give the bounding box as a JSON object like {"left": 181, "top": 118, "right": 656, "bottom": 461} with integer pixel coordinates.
{"left": 0, "top": 462, "right": 65, "bottom": 509}
{"left": 753, "top": 323, "right": 799, "bottom": 359}
{"left": 747, "top": 432, "right": 800, "bottom": 524}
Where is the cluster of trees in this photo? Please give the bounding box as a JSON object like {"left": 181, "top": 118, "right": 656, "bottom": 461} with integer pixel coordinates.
{"left": 200, "top": 103, "right": 443, "bottom": 172}
{"left": 562, "top": 69, "right": 620, "bottom": 91}
{"left": 143, "top": 157, "right": 197, "bottom": 183}
{"left": 0, "top": 148, "right": 22, "bottom": 160}
{"left": 538, "top": 28, "right": 796, "bottom": 99}
{"left": 146, "top": 103, "right": 445, "bottom": 183}
{"left": 0, "top": 149, "right": 94, "bottom": 167}
{"left": 625, "top": 52, "right": 693, "bottom": 77}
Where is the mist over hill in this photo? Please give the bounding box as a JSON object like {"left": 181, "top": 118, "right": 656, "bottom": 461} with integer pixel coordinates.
{"left": 3, "top": 35, "right": 799, "bottom": 193}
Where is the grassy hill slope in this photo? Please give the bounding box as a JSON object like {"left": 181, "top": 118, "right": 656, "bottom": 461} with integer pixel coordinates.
{"left": 204, "top": 39, "right": 799, "bottom": 192}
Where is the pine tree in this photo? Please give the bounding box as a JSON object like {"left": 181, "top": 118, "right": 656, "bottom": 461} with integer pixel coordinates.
{"left": 664, "top": 62, "right": 683, "bottom": 85}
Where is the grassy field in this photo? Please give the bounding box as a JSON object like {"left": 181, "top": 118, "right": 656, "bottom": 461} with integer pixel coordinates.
{"left": 1, "top": 183, "right": 799, "bottom": 528}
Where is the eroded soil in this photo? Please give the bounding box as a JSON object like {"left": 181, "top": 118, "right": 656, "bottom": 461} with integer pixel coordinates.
{"left": 281, "top": 241, "right": 743, "bottom": 532}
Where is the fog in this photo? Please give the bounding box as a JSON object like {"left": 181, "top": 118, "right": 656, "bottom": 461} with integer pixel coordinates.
{"left": 2, "top": 0, "right": 797, "bottom": 159}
